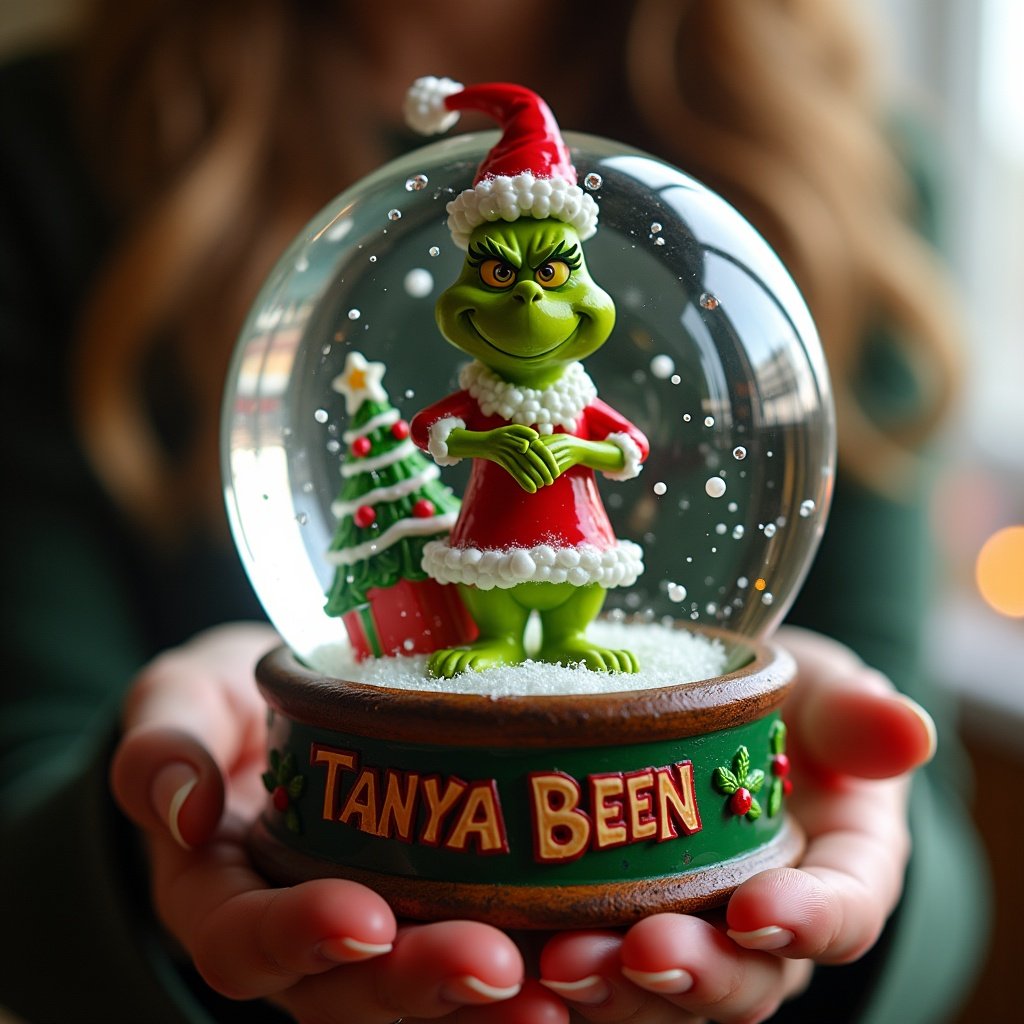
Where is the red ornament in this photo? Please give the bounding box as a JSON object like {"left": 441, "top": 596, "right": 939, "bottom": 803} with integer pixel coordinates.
{"left": 391, "top": 419, "right": 410, "bottom": 440}
{"left": 771, "top": 754, "right": 791, "bottom": 778}
{"left": 351, "top": 436, "right": 372, "bottom": 457}
{"left": 729, "top": 788, "right": 753, "bottom": 817}
{"left": 354, "top": 505, "right": 377, "bottom": 528}
{"left": 272, "top": 785, "right": 290, "bottom": 813}
{"left": 412, "top": 498, "right": 436, "bottom": 518}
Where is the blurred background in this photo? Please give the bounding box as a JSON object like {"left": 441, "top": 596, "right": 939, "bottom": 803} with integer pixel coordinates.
{"left": 1, "top": 0, "right": 1020, "bottom": 1020}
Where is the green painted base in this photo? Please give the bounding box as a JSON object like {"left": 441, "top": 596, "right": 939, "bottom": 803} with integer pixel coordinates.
{"left": 249, "top": 814, "right": 804, "bottom": 929}
{"left": 251, "top": 626, "right": 804, "bottom": 928}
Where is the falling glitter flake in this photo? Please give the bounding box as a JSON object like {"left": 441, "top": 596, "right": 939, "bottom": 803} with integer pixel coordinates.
{"left": 347, "top": 309, "right": 361, "bottom": 320}
{"left": 584, "top": 172, "right": 602, "bottom": 190}
{"left": 428, "top": 245, "right": 441, "bottom": 257}
{"left": 800, "top": 499, "right": 816, "bottom": 518}
{"left": 699, "top": 293, "right": 720, "bottom": 310}
{"left": 704, "top": 416, "right": 715, "bottom": 428}
{"left": 705, "top": 477, "right": 726, "bottom": 498}
{"left": 314, "top": 409, "right": 329, "bottom": 424}
{"left": 387, "top": 209, "right": 402, "bottom": 222}
{"left": 667, "top": 583, "right": 687, "bottom": 603}
{"left": 733, "top": 446, "right": 747, "bottom": 460}
{"left": 650, "top": 354, "right": 675, "bottom": 379}
{"left": 653, "top": 481, "right": 667, "bottom": 496}
{"left": 405, "top": 174, "right": 429, "bottom": 191}
{"left": 403, "top": 268, "right": 434, "bottom": 298}
{"left": 763, "top": 523, "right": 777, "bottom": 538}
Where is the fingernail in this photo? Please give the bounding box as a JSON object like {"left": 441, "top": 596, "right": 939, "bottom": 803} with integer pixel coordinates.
{"left": 893, "top": 693, "right": 938, "bottom": 762}
{"left": 151, "top": 762, "right": 198, "bottom": 850}
{"left": 441, "top": 976, "right": 521, "bottom": 1005}
{"left": 727, "top": 925, "right": 795, "bottom": 951}
{"left": 539, "top": 974, "right": 612, "bottom": 1005}
{"left": 621, "top": 965, "right": 694, "bottom": 994}
{"left": 316, "top": 936, "right": 393, "bottom": 963}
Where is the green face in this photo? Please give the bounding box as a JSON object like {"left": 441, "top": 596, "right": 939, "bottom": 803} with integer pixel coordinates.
{"left": 435, "top": 219, "right": 616, "bottom": 387}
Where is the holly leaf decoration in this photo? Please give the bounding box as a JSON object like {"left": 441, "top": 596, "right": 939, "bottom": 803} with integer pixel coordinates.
{"left": 261, "top": 770, "right": 277, "bottom": 792}
{"left": 770, "top": 720, "right": 787, "bottom": 755}
{"left": 746, "top": 768, "right": 766, "bottom": 794}
{"left": 285, "top": 807, "right": 302, "bottom": 835}
{"left": 747, "top": 797, "right": 762, "bottom": 821}
{"left": 736, "top": 746, "right": 751, "bottom": 783}
{"left": 768, "top": 718, "right": 791, "bottom": 817}
{"left": 288, "top": 775, "right": 305, "bottom": 800}
{"left": 713, "top": 766, "right": 739, "bottom": 794}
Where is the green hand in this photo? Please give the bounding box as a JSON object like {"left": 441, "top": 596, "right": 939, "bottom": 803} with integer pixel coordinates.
{"left": 537, "top": 434, "right": 625, "bottom": 475}
{"left": 447, "top": 425, "right": 558, "bottom": 492}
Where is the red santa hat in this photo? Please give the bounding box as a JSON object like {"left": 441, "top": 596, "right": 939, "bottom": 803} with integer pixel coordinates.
{"left": 404, "top": 76, "right": 599, "bottom": 249}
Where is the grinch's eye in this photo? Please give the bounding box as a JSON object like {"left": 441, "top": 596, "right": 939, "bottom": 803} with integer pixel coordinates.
{"left": 479, "top": 259, "right": 516, "bottom": 288}
{"left": 535, "top": 261, "right": 571, "bottom": 289}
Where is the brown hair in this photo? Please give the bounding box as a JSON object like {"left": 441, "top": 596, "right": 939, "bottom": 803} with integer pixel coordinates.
{"left": 71, "top": 0, "right": 959, "bottom": 539}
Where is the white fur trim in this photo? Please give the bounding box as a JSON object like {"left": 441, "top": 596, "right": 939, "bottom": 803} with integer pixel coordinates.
{"left": 447, "top": 173, "right": 599, "bottom": 249}
{"left": 427, "top": 416, "right": 466, "bottom": 466}
{"left": 405, "top": 76, "right": 463, "bottom": 135}
{"left": 603, "top": 431, "right": 645, "bottom": 481}
{"left": 459, "top": 361, "right": 596, "bottom": 435}
{"left": 326, "top": 513, "right": 458, "bottom": 567}
{"left": 422, "top": 539, "right": 644, "bottom": 590}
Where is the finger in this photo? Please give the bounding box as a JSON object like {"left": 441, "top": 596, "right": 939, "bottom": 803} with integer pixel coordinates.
{"left": 540, "top": 930, "right": 703, "bottom": 1023}
{"left": 529, "top": 437, "right": 561, "bottom": 478}
{"left": 620, "top": 914, "right": 813, "bottom": 1024}
{"left": 281, "top": 919, "right": 525, "bottom": 1023}
{"left": 726, "top": 779, "right": 910, "bottom": 964}
{"left": 405, "top": 979, "right": 570, "bottom": 1024}
{"left": 113, "top": 627, "right": 276, "bottom": 847}
{"left": 112, "top": 730, "right": 223, "bottom": 849}
{"left": 193, "top": 878, "right": 398, "bottom": 999}
{"left": 778, "top": 627, "right": 935, "bottom": 779}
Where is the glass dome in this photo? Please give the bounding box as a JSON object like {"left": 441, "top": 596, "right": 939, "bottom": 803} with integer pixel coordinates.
{"left": 222, "top": 131, "right": 836, "bottom": 672}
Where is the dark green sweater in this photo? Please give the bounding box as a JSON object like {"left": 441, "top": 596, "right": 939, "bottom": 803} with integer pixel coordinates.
{"left": 0, "top": 52, "right": 986, "bottom": 1023}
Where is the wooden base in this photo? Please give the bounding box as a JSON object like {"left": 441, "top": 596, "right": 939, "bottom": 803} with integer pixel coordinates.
{"left": 249, "top": 814, "right": 803, "bottom": 929}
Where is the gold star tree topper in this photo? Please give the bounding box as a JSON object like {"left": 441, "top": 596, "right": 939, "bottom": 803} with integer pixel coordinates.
{"left": 331, "top": 351, "right": 388, "bottom": 414}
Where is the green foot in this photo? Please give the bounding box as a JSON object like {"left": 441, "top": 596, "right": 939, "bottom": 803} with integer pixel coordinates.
{"left": 538, "top": 638, "right": 639, "bottom": 674}
{"left": 427, "top": 637, "right": 526, "bottom": 679}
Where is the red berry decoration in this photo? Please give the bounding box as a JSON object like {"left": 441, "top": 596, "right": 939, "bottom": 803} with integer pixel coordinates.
{"left": 730, "top": 788, "right": 753, "bottom": 817}
{"left": 272, "top": 785, "right": 290, "bottom": 813}
{"left": 783, "top": 779, "right": 794, "bottom": 797}
{"left": 771, "top": 753, "right": 791, "bottom": 777}
{"left": 391, "top": 419, "right": 410, "bottom": 440}
{"left": 354, "top": 504, "right": 377, "bottom": 528}
{"left": 412, "top": 498, "right": 436, "bottom": 518}
{"left": 351, "top": 436, "right": 372, "bottom": 457}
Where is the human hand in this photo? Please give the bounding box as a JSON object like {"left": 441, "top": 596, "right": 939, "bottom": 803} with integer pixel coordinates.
{"left": 111, "top": 624, "right": 544, "bottom": 1023}
{"left": 537, "top": 626, "right": 936, "bottom": 1023}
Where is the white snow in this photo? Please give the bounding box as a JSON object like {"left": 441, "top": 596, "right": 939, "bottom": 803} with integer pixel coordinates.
{"left": 306, "top": 620, "right": 730, "bottom": 696}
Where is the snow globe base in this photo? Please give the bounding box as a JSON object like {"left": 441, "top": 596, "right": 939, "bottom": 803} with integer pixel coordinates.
{"left": 248, "top": 622, "right": 804, "bottom": 930}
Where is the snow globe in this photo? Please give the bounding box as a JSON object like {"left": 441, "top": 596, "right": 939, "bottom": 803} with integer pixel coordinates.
{"left": 222, "top": 78, "right": 835, "bottom": 928}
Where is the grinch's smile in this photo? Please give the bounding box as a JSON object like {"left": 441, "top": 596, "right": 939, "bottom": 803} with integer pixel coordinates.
{"left": 464, "top": 312, "right": 582, "bottom": 362}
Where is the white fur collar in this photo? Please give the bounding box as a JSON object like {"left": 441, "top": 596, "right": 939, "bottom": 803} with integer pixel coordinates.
{"left": 459, "top": 361, "right": 597, "bottom": 435}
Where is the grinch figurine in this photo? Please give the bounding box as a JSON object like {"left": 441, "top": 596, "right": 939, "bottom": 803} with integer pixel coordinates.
{"left": 407, "top": 78, "right": 649, "bottom": 679}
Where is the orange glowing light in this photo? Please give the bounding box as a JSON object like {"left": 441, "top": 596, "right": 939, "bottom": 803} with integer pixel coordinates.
{"left": 754, "top": 578, "right": 767, "bottom": 592}
{"left": 976, "top": 525, "right": 1024, "bottom": 618}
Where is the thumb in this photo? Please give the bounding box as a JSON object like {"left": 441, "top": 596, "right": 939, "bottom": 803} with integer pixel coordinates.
{"left": 779, "top": 627, "right": 936, "bottom": 780}
{"left": 111, "top": 624, "right": 276, "bottom": 847}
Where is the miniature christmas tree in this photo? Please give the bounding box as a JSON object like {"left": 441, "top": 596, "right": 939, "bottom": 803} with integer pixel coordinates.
{"left": 325, "top": 351, "right": 476, "bottom": 659}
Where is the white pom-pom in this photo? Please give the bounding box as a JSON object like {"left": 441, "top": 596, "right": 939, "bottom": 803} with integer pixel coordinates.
{"left": 404, "top": 76, "right": 463, "bottom": 135}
